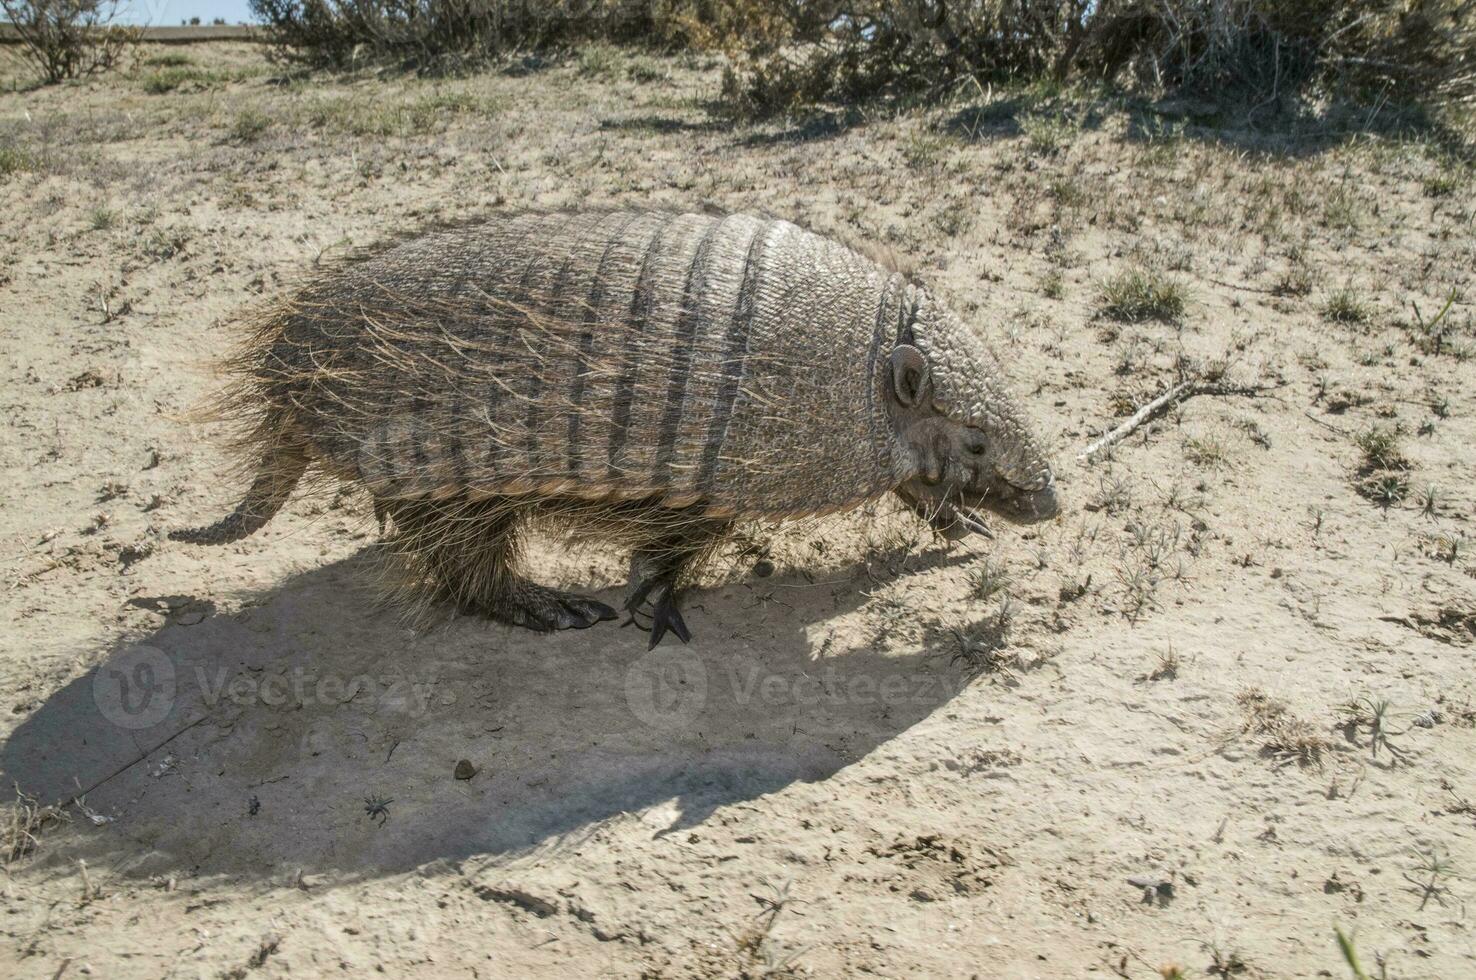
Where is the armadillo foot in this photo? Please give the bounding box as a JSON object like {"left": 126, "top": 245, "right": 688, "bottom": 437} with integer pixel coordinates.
{"left": 504, "top": 585, "right": 618, "bottom": 633}
{"left": 623, "top": 581, "right": 692, "bottom": 650}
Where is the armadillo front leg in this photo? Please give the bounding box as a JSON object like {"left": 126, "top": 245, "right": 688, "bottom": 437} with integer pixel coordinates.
{"left": 624, "top": 517, "right": 734, "bottom": 649}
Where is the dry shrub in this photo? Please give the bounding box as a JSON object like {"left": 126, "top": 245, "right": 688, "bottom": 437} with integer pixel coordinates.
{"left": 0, "top": 0, "right": 139, "bottom": 84}
{"left": 245, "top": 1, "right": 1476, "bottom": 115}
{"left": 715, "top": 0, "right": 1476, "bottom": 117}
{"left": 718, "top": 1, "right": 1081, "bottom": 115}
{"left": 248, "top": 0, "right": 726, "bottom": 70}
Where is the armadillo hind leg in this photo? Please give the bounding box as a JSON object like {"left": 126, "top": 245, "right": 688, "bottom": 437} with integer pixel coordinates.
{"left": 383, "top": 495, "right": 617, "bottom": 632}
{"left": 624, "top": 516, "right": 735, "bottom": 649}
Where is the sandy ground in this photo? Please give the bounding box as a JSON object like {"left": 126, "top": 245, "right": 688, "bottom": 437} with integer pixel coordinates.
{"left": 1, "top": 41, "right": 1474, "bottom": 979}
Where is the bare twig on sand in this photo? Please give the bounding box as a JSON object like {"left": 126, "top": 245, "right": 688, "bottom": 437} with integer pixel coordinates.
{"left": 1079, "top": 376, "right": 1286, "bottom": 464}
{"left": 63, "top": 714, "right": 211, "bottom": 806}
{"left": 1304, "top": 409, "right": 1351, "bottom": 435}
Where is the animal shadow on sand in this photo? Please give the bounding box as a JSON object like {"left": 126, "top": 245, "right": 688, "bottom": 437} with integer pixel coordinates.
{"left": 2, "top": 543, "right": 979, "bottom": 881}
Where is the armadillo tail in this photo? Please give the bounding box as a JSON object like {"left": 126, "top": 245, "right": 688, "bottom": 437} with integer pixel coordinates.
{"left": 170, "top": 448, "right": 309, "bottom": 545}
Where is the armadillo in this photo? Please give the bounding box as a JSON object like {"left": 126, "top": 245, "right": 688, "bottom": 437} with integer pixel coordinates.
{"left": 172, "top": 209, "right": 1059, "bottom": 645}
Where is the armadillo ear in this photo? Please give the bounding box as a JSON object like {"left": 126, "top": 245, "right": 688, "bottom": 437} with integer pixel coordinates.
{"left": 890, "top": 344, "right": 930, "bottom": 408}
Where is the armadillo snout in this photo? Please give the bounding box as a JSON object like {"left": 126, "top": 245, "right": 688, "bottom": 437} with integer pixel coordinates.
{"left": 1002, "top": 480, "right": 1059, "bottom": 523}
{"left": 959, "top": 472, "right": 1058, "bottom": 525}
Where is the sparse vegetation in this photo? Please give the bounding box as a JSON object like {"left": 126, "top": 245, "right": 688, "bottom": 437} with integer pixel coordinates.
{"left": 142, "top": 68, "right": 189, "bottom": 94}
{"left": 1353, "top": 425, "right": 1412, "bottom": 507}
{"left": 86, "top": 205, "right": 114, "bottom": 231}
{"left": 1184, "top": 435, "right": 1229, "bottom": 468}
{"left": 1321, "top": 186, "right": 1366, "bottom": 232}
{"left": 142, "top": 51, "right": 193, "bottom": 68}
{"left": 300, "top": 91, "right": 494, "bottom": 138}
{"left": 1423, "top": 170, "right": 1462, "bottom": 198}
{"left": 1404, "top": 847, "right": 1454, "bottom": 910}
{"left": 967, "top": 557, "right": 1010, "bottom": 602}
{"left": 1273, "top": 259, "right": 1314, "bottom": 298}
{"left": 1339, "top": 695, "right": 1409, "bottom": 762}
{"left": 1354, "top": 426, "right": 1407, "bottom": 472}
{"left": 1090, "top": 474, "right": 1133, "bottom": 514}
{"left": 1408, "top": 288, "right": 1463, "bottom": 356}
{"left": 1322, "top": 287, "right": 1372, "bottom": 324}
{"left": 1419, "top": 485, "right": 1440, "bottom": 518}
{"left": 142, "top": 65, "right": 228, "bottom": 94}
{"left": 1098, "top": 268, "right": 1188, "bottom": 323}
{"left": 230, "top": 108, "right": 271, "bottom": 144}
{"left": 1238, "top": 688, "right": 1334, "bottom": 768}
{"left": 1116, "top": 553, "right": 1162, "bottom": 622}
{"left": 1358, "top": 470, "right": 1411, "bottom": 507}
{"left": 1020, "top": 113, "right": 1075, "bottom": 155}
{"left": 3, "top": 789, "right": 68, "bottom": 864}
{"left": 141, "top": 225, "right": 190, "bottom": 260}
{"left": 1150, "top": 645, "right": 1181, "bottom": 680}
{"left": 0, "top": 144, "right": 36, "bottom": 179}
{"left": 1204, "top": 939, "right": 1248, "bottom": 977}
{"left": 949, "top": 596, "right": 1042, "bottom": 678}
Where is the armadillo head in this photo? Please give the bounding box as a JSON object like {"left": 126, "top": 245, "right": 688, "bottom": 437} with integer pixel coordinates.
{"left": 886, "top": 287, "right": 1058, "bottom": 541}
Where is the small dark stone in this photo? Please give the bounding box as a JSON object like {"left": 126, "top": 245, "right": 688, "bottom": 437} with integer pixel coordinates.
{"left": 454, "top": 759, "right": 477, "bottom": 780}
{"left": 753, "top": 560, "right": 775, "bottom": 578}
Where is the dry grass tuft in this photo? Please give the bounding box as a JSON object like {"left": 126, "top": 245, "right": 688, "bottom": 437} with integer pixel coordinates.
{"left": 1353, "top": 425, "right": 1412, "bottom": 507}
{"left": 1098, "top": 267, "right": 1188, "bottom": 323}
{"left": 3, "top": 788, "right": 69, "bottom": 864}
{"left": 1354, "top": 425, "right": 1408, "bottom": 471}
{"left": 0, "top": 144, "right": 36, "bottom": 179}
{"left": 1237, "top": 688, "right": 1334, "bottom": 768}
{"left": 1322, "top": 286, "right": 1372, "bottom": 324}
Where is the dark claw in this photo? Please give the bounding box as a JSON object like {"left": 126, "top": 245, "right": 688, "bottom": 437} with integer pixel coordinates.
{"left": 622, "top": 577, "right": 661, "bottom": 634}
{"left": 648, "top": 593, "right": 691, "bottom": 649}
{"left": 623, "top": 577, "right": 692, "bottom": 648}
{"left": 569, "top": 598, "right": 618, "bottom": 629}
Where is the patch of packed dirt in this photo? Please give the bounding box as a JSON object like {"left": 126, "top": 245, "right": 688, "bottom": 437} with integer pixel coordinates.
{"left": 1, "top": 41, "right": 1474, "bottom": 978}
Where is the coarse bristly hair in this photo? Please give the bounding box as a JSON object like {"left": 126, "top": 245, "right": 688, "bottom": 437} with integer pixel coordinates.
{"left": 173, "top": 275, "right": 809, "bottom": 624}
{"left": 174, "top": 287, "right": 741, "bottom": 618}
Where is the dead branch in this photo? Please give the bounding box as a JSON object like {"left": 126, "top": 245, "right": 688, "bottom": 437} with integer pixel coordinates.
{"left": 1079, "top": 377, "right": 1285, "bottom": 463}
{"left": 1304, "top": 410, "right": 1351, "bottom": 435}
